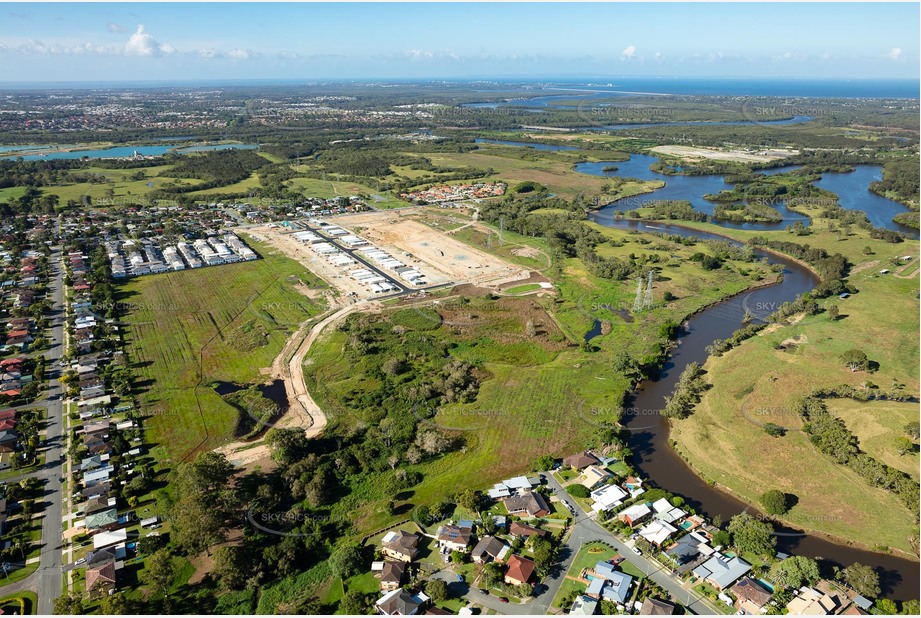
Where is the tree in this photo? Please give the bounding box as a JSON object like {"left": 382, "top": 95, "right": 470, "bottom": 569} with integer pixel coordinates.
{"left": 531, "top": 537, "right": 553, "bottom": 570}
{"left": 483, "top": 562, "right": 504, "bottom": 587}
{"left": 339, "top": 590, "right": 371, "bottom": 615}
{"left": 450, "top": 550, "right": 465, "bottom": 564}
{"left": 567, "top": 484, "right": 590, "bottom": 499}
{"left": 900, "top": 599, "right": 920, "bottom": 614}
{"left": 763, "top": 423, "right": 786, "bottom": 437}
{"left": 840, "top": 563, "right": 880, "bottom": 599}
{"left": 768, "top": 556, "right": 820, "bottom": 589}
{"left": 53, "top": 592, "right": 85, "bottom": 615}
{"left": 727, "top": 513, "right": 776, "bottom": 556}
{"left": 329, "top": 543, "right": 364, "bottom": 580}
{"left": 710, "top": 529, "right": 730, "bottom": 547}
{"left": 904, "top": 422, "right": 920, "bottom": 440}
{"left": 99, "top": 593, "right": 129, "bottom": 615}
{"left": 894, "top": 436, "right": 915, "bottom": 456}
{"left": 213, "top": 546, "right": 248, "bottom": 590}
{"left": 142, "top": 549, "right": 176, "bottom": 601}
{"left": 875, "top": 599, "right": 899, "bottom": 615}
{"left": 425, "top": 578, "right": 450, "bottom": 602}
{"left": 841, "top": 349, "right": 870, "bottom": 372}
{"left": 454, "top": 489, "right": 481, "bottom": 512}
{"left": 827, "top": 305, "right": 840, "bottom": 320}
{"left": 533, "top": 455, "right": 555, "bottom": 472}
{"left": 760, "top": 490, "right": 789, "bottom": 515}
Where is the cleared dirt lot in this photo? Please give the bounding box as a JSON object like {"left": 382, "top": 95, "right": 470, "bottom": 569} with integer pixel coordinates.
{"left": 651, "top": 144, "right": 797, "bottom": 163}
{"left": 330, "top": 209, "right": 526, "bottom": 286}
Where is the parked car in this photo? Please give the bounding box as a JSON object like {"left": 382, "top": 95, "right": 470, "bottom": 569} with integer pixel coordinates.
{"left": 610, "top": 554, "right": 625, "bottom": 566}
{"left": 456, "top": 574, "right": 464, "bottom": 582}
{"left": 498, "top": 597, "right": 509, "bottom": 603}
{"left": 479, "top": 588, "right": 489, "bottom": 595}
{"left": 74, "top": 558, "right": 86, "bottom": 566}
{"left": 631, "top": 547, "right": 642, "bottom": 556}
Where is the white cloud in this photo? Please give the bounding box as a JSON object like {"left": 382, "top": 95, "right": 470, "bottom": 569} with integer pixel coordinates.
{"left": 653, "top": 51, "right": 662, "bottom": 61}
{"left": 226, "top": 48, "right": 251, "bottom": 60}
{"left": 107, "top": 22, "right": 127, "bottom": 33}
{"left": 887, "top": 47, "right": 902, "bottom": 61}
{"left": 621, "top": 45, "right": 636, "bottom": 60}
{"left": 124, "top": 24, "right": 175, "bottom": 57}
{"left": 408, "top": 49, "right": 434, "bottom": 60}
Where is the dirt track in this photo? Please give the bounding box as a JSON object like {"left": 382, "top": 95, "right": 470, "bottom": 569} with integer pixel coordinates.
{"left": 216, "top": 299, "right": 374, "bottom": 467}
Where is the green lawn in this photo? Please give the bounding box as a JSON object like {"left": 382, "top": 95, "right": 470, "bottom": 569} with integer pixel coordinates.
{"left": 0, "top": 591, "right": 37, "bottom": 615}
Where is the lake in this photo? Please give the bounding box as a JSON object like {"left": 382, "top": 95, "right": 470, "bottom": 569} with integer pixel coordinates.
{"left": 2, "top": 143, "right": 258, "bottom": 161}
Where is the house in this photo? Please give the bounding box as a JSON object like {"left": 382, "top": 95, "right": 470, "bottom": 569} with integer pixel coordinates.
{"left": 85, "top": 561, "right": 116, "bottom": 596}
{"left": 435, "top": 524, "right": 473, "bottom": 552}
{"left": 375, "top": 588, "right": 428, "bottom": 615}
{"left": 651, "top": 498, "right": 686, "bottom": 524}
{"left": 381, "top": 530, "right": 420, "bottom": 563}
{"left": 664, "top": 531, "right": 713, "bottom": 572}
{"left": 731, "top": 577, "right": 772, "bottom": 615}
{"left": 502, "top": 491, "right": 550, "bottom": 518}
{"left": 85, "top": 507, "right": 118, "bottom": 530}
{"left": 488, "top": 476, "right": 536, "bottom": 499}
{"left": 375, "top": 561, "right": 406, "bottom": 591}
{"left": 841, "top": 605, "right": 869, "bottom": 616}
{"left": 471, "top": 536, "right": 510, "bottom": 565}
{"left": 508, "top": 521, "right": 548, "bottom": 539}
{"left": 504, "top": 554, "right": 536, "bottom": 586}
{"left": 0, "top": 431, "right": 17, "bottom": 453}
{"left": 570, "top": 595, "right": 599, "bottom": 615}
{"left": 786, "top": 586, "right": 841, "bottom": 615}
{"left": 588, "top": 561, "right": 633, "bottom": 604}
{"left": 692, "top": 554, "right": 751, "bottom": 591}
{"left": 638, "top": 520, "right": 678, "bottom": 546}
{"left": 563, "top": 452, "right": 601, "bottom": 470}
{"left": 93, "top": 529, "right": 128, "bottom": 550}
{"left": 639, "top": 598, "right": 676, "bottom": 615}
{"left": 618, "top": 503, "right": 652, "bottom": 527}
{"left": 591, "top": 484, "right": 628, "bottom": 513}
{"left": 579, "top": 465, "right": 613, "bottom": 489}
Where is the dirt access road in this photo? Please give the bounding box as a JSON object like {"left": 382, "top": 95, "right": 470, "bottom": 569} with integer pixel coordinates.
{"left": 216, "top": 299, "right": 375, "bottom": 467}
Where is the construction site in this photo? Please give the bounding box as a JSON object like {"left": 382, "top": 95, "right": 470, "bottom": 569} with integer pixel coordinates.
{"left": 243, "top": 207, "right": 531, "bottom": 300}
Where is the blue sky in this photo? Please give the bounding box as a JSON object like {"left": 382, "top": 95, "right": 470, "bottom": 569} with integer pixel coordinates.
{"left": 0, "top": 3, "right": 918, "bottom": 82}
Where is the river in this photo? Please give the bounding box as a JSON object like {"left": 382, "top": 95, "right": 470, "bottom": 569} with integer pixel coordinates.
{"left": 584, "top": 218, "right": 919, "bottom": 599}
{"left": 0, "top": 142, "right": 258, "bottom": 161}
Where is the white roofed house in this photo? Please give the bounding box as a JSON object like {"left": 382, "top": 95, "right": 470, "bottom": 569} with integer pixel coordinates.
{"left": 591, "top": 484, "right": 628, "bottom": 513}
{"left": 651, "top": 498, "right": 687, "bottom": 524}
{"left": 638, "top": 520, "right": 678, "bottom": 546}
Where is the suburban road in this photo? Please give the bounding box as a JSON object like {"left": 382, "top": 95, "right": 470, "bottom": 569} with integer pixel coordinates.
{"left": 0, "top": 245, "right": 67, "bottom": 612}
{"left": 443, "top": 474, "right": 722, "bottom": 615}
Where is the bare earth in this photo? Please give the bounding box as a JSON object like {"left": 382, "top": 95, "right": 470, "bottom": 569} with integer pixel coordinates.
{"left": 651, "top": 144, "right": 797, "bottom": 163}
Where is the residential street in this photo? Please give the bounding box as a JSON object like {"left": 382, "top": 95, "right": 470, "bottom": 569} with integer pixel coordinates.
{"left": 454, "top": 473, "right": 722, "bottom": 615}
{"left": 0, "top": 245, "right": 67, "bottom": 613}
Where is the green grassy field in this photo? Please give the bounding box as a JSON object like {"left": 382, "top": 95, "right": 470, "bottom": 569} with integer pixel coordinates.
{"left": 304, "top": 226, "right": 775, "bottom": 535}
{"left": 286, "top": 172, "right": 406, "bottom": 208}
{"left": 670, "top": 227, "right": 919, "bottom": 554}
{"left": 119, "top": 238, "right": 327, "bottom": 465}
{"left": 829, "top": 399, "right": 919, "bottom": 481}
{"left": 424, "top": 145, "right": 662, "bottom": 202}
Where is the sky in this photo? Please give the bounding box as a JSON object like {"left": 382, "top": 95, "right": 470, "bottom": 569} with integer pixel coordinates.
{"left": 0, "top": 2, "right": 918, "bottom": 82}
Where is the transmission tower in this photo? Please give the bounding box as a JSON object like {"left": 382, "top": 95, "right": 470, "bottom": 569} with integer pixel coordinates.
{"left": 632, "top": 276, "right": 644, "bottom": 313}
{"left": 499, "top": 216, "right": 505, "bottom": 247}
{"left": 644, "top": 270, "right": 654, "bottom": 309}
